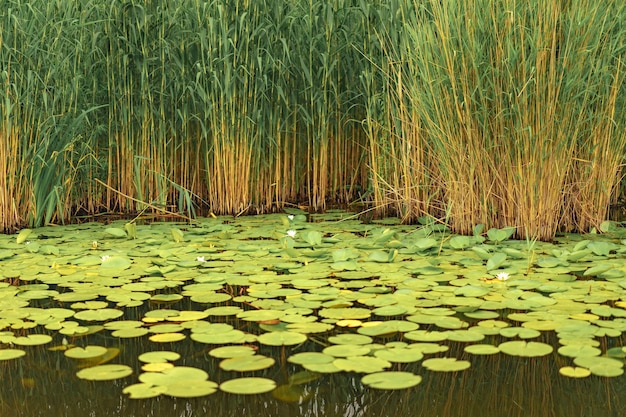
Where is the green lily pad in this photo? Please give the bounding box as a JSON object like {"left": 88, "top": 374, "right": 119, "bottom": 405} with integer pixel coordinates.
{"left": 374, "top": 347, "right": 424, "bottom": 363}
{"left": 12, "top": 334, "right": 53, "bottom": 346}
{"left": 323, "top": 344, "right": 371, "bottom": 357}
{"left": 149, "top": 333, "right": 186, "bottom": 343}
{"left": 558, "top": 366, "right": 591, "bottom": 378}
{"left": 258, "top": 331, "right": 308, "bottom": 346}
{"left": 165, "top": 380, "right": 218, "bottom": 398}
{"left": 139, "top": 366, "right": 208, "bottom": 386}
{"left": 333, "top": 356, "right": 391, "bottom": 373}
{"left": 464, "top": 344, "right": 500, "bottom": 355}
{"left": 76, "top": 364, "right": 133, "bottom": 381}
{"left": 288, "top": 352, "right": 335, "bottom": 365}
{"left": 557, "top": 345, "right": 601, "bottom": 358}
{"left": 74, "top": 309, "right": 124, "bottom": 322}
{"left": 361, "top": 371, "right": 423, "bottom": 390}
{"left": 64, "top": 345, "right": 108, "bottom": 359}
{"left": 219, "top": 377, "right": 277, "bottom": 395}
{"left": 104, "top": 228, "right": 127, "bottom": 238}
{"left": 123, "top": 383, "right": 168, "bottom": 399}
{"left": 138, "top": 351, "right": 181, "bottom": 363}
{"left": 498, "top": 341, "right": 553, "bottom": 357}
{"left": 220, "top": 355, "right": 275, "bottom": 372}
{"left": 209, "top": 345, "right": 257, "bottom": 359}
{"left": 328, "top": 333, "right": 373, "bottom": 345}
{"left": 422, "top": 357, "right": 471, "bottom": 372}
{"left": 0, "top": 349, "right": 26, "bottom": 361}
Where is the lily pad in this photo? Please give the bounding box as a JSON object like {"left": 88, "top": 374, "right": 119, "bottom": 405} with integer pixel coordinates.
{"left": 220, "top": 355, "right": 275, "bottom": 372}
{"left": 422, "top": 357, "right": 471, "bottom": 372}
{"left": 361, "top": 371, "right": 423, "bottom": 390}
{"left": 0, "top": 349, "right": 26, "bottom": 361}
{"left": 559, "top": 366, "right": 591, "bottom": 378}
{"left": 498, "top": 341, "right": 553, "bottom": 357}
{"left": 165, "top": 380, "right": 218, "bottom": 398}
{"left": 333, "top": 356, "right": 392, "bottom": 373}
{"left": 219, "top": 377, "right": 277, "bottom": 395}
{"left": 76, "top": 364, "right": 133, "bottom": 381}
{"left": 257, "top": 331, "right": 307, "bottom": 346}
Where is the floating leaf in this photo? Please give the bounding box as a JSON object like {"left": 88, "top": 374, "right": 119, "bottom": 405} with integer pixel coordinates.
{"left": 422, "top": 357, "right": 471, "bottom": 372}
{"left": 559, "top": 366, "right": 591, "bottom": 378}
{"left": 333, "top": 356, "right": 391, "bottom": 373}
{"left": 123, "top": 383, "right": 168, "bottom": 399}
{"left": 0, "top": 349, "right": 26, "bottom": 361}
{"left": 76, "top": 364, "right": 133, "bottom": 381}
{"left": 220, "top": 355, "right": 275, "bottom": 372}
{"left": 219, "top": 377, "right": 276, "bottom": 395}
{"left": 104, "top": 228, "right": 127, "bottom": 238}
{"left": 498, "top": 341, "right": 553, "bottom": 357}
{"left": 165, "top": 380, "right": 218, "bottom": 398}
{"left": 361, "top": 371, "right": 422, "bottom": 390}
{"left": 257, "top": 331, "right": 307, "bottom": 346}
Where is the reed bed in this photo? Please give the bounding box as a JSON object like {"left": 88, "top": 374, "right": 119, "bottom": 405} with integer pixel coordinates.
{"left": 1, "top": 0, "right": 624, "bottom": 240}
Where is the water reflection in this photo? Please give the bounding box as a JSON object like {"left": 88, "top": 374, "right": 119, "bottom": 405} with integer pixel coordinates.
{"left": 2, "top": 334, "right": 624, "bottom": 417}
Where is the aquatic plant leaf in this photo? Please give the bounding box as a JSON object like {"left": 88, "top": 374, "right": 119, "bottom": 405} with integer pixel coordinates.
{"left": 170, "top": 228, "right": 184, "bottom": 242}
{"left": 558, "top": 366, "right": 591, "bottom": 378}
{"left": 124, "top": 222, "right": 137, "bottom": 239}
{"left": 323, "top": 344, "right": 371, "bottom": 357}
{"left": 64, "top": 345, "right": 108, "bottom": 359}
{"left": 374, "top": 347, "right": 424, "bottom": 363}
{"left": 557, "top": 345, "right": 601, "bottom": 358}
{"left": 328, "top": 333, "right": 373, "bottom": 345}
{"left": 361, "top": 371, "right": 422, "bottom": 390}
{"left": 422, "top": 357, "right": 471, "bottom": 372}
{"left": 449, "top": 236, "right": 471, "bottom": 249}
{"left": 12, "top": 334, "right": 53, "bottom": 346}
{"left": 139, "top": 366, "right": 208, "bottom": 385}
{"left": 16, "top": 229, "right": 33, "bottom": 244}
{"left": 74, "top": 309, "right": 124, "bottom": 321}
{"left": 258, "top": 331, "right": 307, "bottom": 346}
{"left": 272, "top": 384, "right": 306, "bottom": 402}
{"left": 220, "top": 355, "right": 275, "bottom": 372}
{"left": 76, "top": 364, "right": 133, "bottom": 381}
{"left": 104, "top": 227, "right": 127, "bottom": 238}
{"left": 138, "top": 351, "right": 181, "bottom": 363}
{"left": 464, "top": 344, "right": 500, "bottom": 355}
{"left": 209, "top": 345, "right": 256, "bottom": 359}
{"left": 149, "top": 333, "right": 186, "bottom": 343}
{"left": 165, "top": 380, "right": 218, "bottom": 398}
{"left": 333, "top": 356, "right": 391, "bottom": 373}
{"left": 219, "top": 377, "right": 276, "bottom": 395}
{"left": 123, "top": 383, "right": 168, "bottom": 399}
{"left": 486, "top": 227, "right": 515, "bottom": 243}
{"left": 498, "top": 341, "right": 553, "bottom": 357}
{"left": 0, "top": 349, "right": 26, "bottom": 360}
{"left": 486, "top": 253, "right": 507, "bottom": 271}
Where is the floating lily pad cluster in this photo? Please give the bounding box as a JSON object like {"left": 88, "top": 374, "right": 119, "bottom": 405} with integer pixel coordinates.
{"left": 1, "top": 213, "right": 626, "bottom": 396}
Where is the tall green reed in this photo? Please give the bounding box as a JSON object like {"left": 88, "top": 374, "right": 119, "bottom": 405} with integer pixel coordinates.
{"left": 372, "top": 0, "right": 626, "bottom": 240}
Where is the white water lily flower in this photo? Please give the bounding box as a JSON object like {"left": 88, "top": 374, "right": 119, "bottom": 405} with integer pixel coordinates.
{"left": 100, "top": 255, "right": 111, "bottom": 262}
{"left": 196, "top": 256, "right": 207, "bottom": 263}
{"left": 287, "top": 214, "right": 295, "bottom": 221}
{"left": 496, "top": 272, "right": 510, "bottom": 281}
{"left": 286, "top": 229, "right": 297, "bottom": 238}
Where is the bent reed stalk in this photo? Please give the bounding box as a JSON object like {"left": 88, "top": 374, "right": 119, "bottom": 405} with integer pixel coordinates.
{"left": 1, "top": 0, "right": 624, "bottom": 241}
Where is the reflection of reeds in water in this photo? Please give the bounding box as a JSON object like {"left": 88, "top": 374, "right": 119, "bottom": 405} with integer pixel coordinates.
{"left": 1, "top": 329, "right": 625, "bottom": 417}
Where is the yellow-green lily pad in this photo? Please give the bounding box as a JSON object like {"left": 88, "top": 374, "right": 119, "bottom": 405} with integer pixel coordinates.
{"left": 361, "top": 371, "right": 422, "bottom": 390}
{"left": 76, "top": 364, "right": 133, "bottom": 381}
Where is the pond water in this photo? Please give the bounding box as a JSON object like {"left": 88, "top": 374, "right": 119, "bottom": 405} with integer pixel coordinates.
{"left": 1, "top": 211, "right": 625, "bottom": 417}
